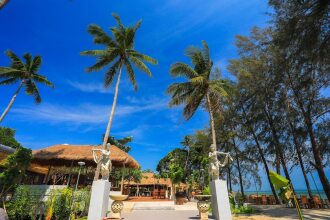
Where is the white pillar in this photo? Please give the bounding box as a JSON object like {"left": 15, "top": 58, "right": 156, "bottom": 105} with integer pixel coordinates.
{"left": 210, "top": 179, "right": 232, "bottom": 220}
{"left": 87, "top": 180, "right": 111, "bottom": 220}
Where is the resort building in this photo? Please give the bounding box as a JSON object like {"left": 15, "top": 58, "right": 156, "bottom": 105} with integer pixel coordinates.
{"left": 124, "top": 172, "right": 172, "bottom": 199}
{"left": 27, "top": 144, "right": 140, "bottom": 187}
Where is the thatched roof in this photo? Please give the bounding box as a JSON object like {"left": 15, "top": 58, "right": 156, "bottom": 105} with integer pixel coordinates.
{"left": 125, "top": 172, "right": 172, "bottom": 186}
{"left": 32, "top": 144, "right": 140, "bottom": 169}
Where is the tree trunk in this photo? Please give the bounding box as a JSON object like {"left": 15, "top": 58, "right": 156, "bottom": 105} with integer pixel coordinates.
{"left": 94, "top": 66, "right": 122, "bottom": 180}
{"left": 232, "top": 138, "right": 245, "bottom": 199}
{"left": 227, "top": 166, "right": 232, "bottom": 192}
{"left": 242, "top": 107, "right": 280, "bottom": 204}
{"left": 0, "top": 80, "right": 24, "bottom": 123}
{"left": 206, "top": 92, "right": 217, "bottom": 147}
{"left": 283, "top": 90, "right": 313, "bottom": 198}
{"left": 0, "top": 0, "right": 10, "bottom": 9}
{"left": 286, "top": 72, "right": 330, "bottom": 200}
{"left": 305, "top": 115, "right": 330, "bottom": 200}
{"left": 262, "top": 107, "right": 294, "bottom": 192}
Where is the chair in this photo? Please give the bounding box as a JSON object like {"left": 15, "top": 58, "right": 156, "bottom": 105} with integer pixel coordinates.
{"left": 261, "top": 195, "right": 268, "bottom": 205}
{"left": 312, "top": 196, "right": 322, "bottom": 208}
{"left": 268, "top": 195, "right": 276, "bottom": 205}
{"left": 159, "top": 189, "right": 166, "bottom": 199}
{"left": 300, "top": 195, "right": 310, "bottom": 209}
{"left": 152, "top": 190, "right": 159, "bottom": 199}
{"left": 323, "top": 199, "right": 330, "bottom": 209}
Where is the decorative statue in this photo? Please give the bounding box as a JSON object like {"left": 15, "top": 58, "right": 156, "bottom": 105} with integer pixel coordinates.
{"left": 208, "top": 144, "right": 233, "bottom": 180}
{"left": 92, "top": 143, "right": 112, "bottom": 180}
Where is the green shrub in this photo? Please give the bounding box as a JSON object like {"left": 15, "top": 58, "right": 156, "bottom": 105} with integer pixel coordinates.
{"left": 202, "top": 186, "right": 210, "bottom": 195}
{"left": 7, "top": 186, "right": 44, "bottom": 220}
{"left": 72, "top": 189, "right": 91, "bottom": 218}
{"left": 51, "top": 188, "right": 72, "bottom": 220}
{"left": 232, "top": 205, "right": 257, "bottom": 214}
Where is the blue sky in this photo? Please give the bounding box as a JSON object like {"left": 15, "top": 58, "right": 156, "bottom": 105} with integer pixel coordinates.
{"left": 0, "top": 0, "right": 327, "bottom": 191}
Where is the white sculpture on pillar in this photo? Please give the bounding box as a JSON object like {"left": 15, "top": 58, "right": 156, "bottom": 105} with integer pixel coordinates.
{"left": 208, "top": 144, "right": 233, "bottom": 180}
{"left": 92, "top": 143, "right": 112, "bottom": 180}
{"left": 88, "top": 143, "right": 112, "bottom": 220}
{"left": 208, "top": 144, "right": 233, "bottom": 220}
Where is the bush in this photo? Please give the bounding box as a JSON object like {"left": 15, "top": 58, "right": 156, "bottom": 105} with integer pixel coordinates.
{"left": 7, "top": 186, "right": 44, "bottom": 220}
{"left": 232, "top": 205, "right": 257, "bottom": 214}
{"left": 202, "top": 186, "right": 210, "bottom": 195}
{"left": 72, "top": 189, "right": 91, "bottom": 218}
{"left": 50, "top": 188, "right": 72, "bottom": 220}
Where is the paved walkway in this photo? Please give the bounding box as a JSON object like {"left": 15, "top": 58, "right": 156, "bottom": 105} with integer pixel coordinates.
{"left": 121, "top": 202, "right": 330, "bottom": 220}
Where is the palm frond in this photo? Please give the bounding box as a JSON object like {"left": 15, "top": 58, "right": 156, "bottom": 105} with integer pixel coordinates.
{"left": 183, "top": 91, "right": 205, "bottom": 120}
{"left": 25, "top": 80, "right": 42, "bottom": 103}
{"left": 170, "top": 62, "right": 197, "bottom": 79}
{"left": 5, "top": 50, "right": 25, "bottom": 70}
{"left": 0, "top": 77, "right": 18, "bottom": 85}
{"left": 112, "top": 13, "right": 126, "bottom": 32}
{"left": 201, "top": 40, "right": 210, "bottom": 64}
{"left": 88, "top": 24, "right": 116, "bottom": 46}
{"left": 0, "top": 67, "right": 22, "bottom": 76}
{"left": 85, "top": 58, "right": 110, "bottom": 72}
{"left": 30, "top": 55, "right": 42, "bottom": 73}
{"left": 129, "top": 56, "right": 152, "bottom": 77}
{"left": 124, "top": 58, "right": 137, "bottom": 90}
{"left": 23, "top": 53, "right": 32, "bottom": 70}
{"left": 128, "top": 51, "right": 157, "bottom": 64}
{"left": 31, "top": 74, "right": 55, "bottom": 88}
{"left": 191, "top": 76, "right": 207, "bottom": 85}
{"left": 104, "top": 59, "right": 121, "bottom": 87}
{"left": 80, "top": 50, "right": 110, "bottom": 56}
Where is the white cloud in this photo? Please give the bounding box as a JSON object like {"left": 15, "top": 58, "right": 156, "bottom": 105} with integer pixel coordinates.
{"left": 67, "top": 81, "right": 113, "bottom": 94}
{"left": 11, "top": 97, "right": 168, "bottom": 126}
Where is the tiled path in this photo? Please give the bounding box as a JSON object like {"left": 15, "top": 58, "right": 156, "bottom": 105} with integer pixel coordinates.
{"left": 121, "top": 202, "right": 330, "bottom": 220}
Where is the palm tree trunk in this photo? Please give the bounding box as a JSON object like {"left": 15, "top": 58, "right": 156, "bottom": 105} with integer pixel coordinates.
{"left": 206, "top": 92, "right": 217, "bottom": 147}
{"left": 0, "top": 80, "right": 24, "bottom": 123}
{"left": 94, "top": 66, "right": 122, "bottom": 180}
{"left": 0, "top": 0, "right": 10, "bottom": 9}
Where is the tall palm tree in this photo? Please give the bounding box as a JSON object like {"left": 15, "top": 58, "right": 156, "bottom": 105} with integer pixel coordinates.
{"left": 0, "top": 0, "right": 10, "bottom": 9}
{"left": 167, "top": 41, "right": 231, "bottom": 176}
{"left": 81, "top": 14, "right": 157, "bottom": 180}
{"left": 0, "top": 50, "right": 54, "bottom": 123}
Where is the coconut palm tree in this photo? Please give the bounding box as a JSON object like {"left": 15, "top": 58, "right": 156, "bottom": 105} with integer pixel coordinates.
{"left": 0, "top": 0, "right": 10, "bottom": 9}
{"left": 81, "top": 14, "right": 157, "bottom": 179}
{"left": 167, "top": 41, "right": 231, "bottom": 176}
{"left": 0, "top": 50, "right": 54, "bottom": 123}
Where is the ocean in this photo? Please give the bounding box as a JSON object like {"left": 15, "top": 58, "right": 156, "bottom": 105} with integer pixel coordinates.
{"left": 244, "top": 190, "right": 327, "bottom": 199}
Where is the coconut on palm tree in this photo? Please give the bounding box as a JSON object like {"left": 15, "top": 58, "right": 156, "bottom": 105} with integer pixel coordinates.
{"left": 81, "top": 14, "right": 157, "bottom": 180}
{"left": 167, "top": 41, "right": 231, "bottom": 178}
{"left": 0, "top": 50, "right": 54, "bottom": 123}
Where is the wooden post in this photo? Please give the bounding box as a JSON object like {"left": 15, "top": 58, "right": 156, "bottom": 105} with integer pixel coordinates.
{"left": 43, "top": 165, "right": 52, "bottom": 184}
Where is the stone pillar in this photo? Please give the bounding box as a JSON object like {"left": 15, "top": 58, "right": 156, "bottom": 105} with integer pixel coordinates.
{"left": 87, "top": 180, "right": 111, "bottom": 220}
{"left": 210, "top": 179, "right": 232, "bottom": 220}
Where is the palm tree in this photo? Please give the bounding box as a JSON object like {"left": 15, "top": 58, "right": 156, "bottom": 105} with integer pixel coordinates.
{"left": 81, "top": 14, "right": 157, "bottom": 180}
{"left": 167, "top": 41, "right": 231, "bottom": 176}
{"left": 0, "top": 0, "right": 10, "bottom": 9}
{"left": 0, "top": 50, "right": 54, "bottom": 123}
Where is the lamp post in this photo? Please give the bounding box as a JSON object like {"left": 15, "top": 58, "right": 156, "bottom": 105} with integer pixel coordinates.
{"left": 69, "top": 161, "right": 85, "bottom": 220}
{"left": 200, "top": 168, "right": 205, "bottom": 191}
{"left": 75, "top": 161, "right": 86, "bottom": 190}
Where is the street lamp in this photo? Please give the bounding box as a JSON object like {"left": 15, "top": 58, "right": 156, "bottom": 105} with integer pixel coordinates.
{"left": 69, "top": 161, "right": 85, "bottom": 220}
{"left": 200, "top": 169, "right": 205, "bottom": 191}
{"left": 75, "top": 161, "right": 85, "bottom": 190}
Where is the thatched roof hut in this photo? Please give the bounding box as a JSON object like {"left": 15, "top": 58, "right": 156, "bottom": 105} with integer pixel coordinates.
{"left": 125, "top": 172, "right": 172, "bottom": 186}
{"left": 32, "top": 144, "right": 140, "bottom": 169}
